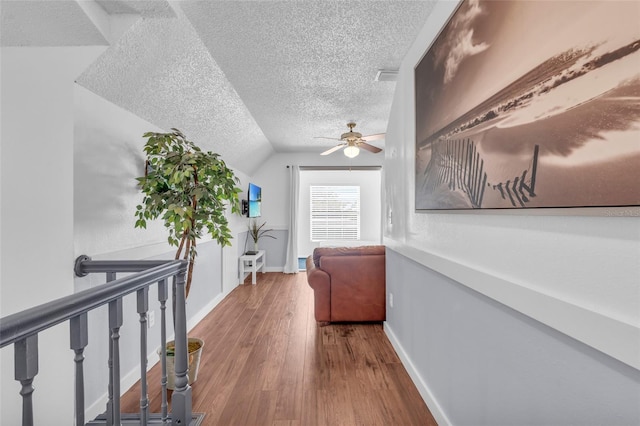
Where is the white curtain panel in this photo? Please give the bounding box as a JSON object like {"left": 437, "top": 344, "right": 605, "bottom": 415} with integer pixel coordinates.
{"left": 283, "top": 165, "right": 300, "bottom": 273}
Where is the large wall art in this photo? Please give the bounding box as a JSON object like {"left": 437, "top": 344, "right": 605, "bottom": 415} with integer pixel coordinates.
{"left": 415, "top": 0, "right": 640, "bottom": 210}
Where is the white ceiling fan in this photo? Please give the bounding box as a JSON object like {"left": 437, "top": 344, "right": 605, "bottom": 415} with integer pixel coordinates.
{"left": 315, "top": 122, "right": 384, "bottom": 158}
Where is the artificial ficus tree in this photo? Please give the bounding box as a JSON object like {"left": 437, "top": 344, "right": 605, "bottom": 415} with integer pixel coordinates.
{"left": 135, "top": 128, "right": 242, "bottom": 297}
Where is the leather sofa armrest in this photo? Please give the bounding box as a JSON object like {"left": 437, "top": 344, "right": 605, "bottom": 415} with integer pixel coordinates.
{"left": 305, "top": 256, "right": 331, "bottom": 323}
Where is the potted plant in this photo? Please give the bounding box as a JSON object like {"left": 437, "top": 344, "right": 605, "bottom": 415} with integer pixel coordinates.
{"left": 248, "top": 219, "right": 276, "bottom": 253}
{"left": 135, "top": 128, "right": 241, "bottom": 386}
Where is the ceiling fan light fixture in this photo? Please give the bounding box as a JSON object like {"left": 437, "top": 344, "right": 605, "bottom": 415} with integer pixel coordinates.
{"left": 344, "top": 145, "right": 360, "bottom": 158}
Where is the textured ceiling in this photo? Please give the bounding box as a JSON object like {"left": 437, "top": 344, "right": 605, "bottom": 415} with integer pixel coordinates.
{"left": 2, "top": 0, "right": 437, "bottom": 174}
{"left": 180, "top": 1, "right": 436, "bottom": 153}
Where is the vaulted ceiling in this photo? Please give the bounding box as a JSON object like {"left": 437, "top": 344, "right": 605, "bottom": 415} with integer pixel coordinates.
{"left": 1, "top": 0, "right": 437, "bottom": 173}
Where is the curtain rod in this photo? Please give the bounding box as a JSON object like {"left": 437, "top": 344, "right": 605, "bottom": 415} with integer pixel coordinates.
{"left": 286, "top": 166, "right": 381, "bottom": 171}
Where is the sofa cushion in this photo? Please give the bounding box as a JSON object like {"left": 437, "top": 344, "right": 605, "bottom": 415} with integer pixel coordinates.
{"left": 312, "top": 245, "right": 385, "bottom": 268}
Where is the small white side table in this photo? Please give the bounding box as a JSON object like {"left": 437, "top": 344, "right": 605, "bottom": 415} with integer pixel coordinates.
{"left": 238, "top": 250, "right": 266, "bottom": 285}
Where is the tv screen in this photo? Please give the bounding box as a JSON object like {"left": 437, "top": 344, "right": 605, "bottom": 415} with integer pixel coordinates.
{"left": 248, "top": 183, "right": 261, "bottom": 218}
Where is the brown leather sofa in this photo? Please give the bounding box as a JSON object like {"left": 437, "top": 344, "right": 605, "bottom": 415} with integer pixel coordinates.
{"left": 305, "top": 245, "right": 386, "bottom": 325}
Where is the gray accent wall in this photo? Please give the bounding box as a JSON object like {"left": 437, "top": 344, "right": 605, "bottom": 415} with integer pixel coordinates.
{"left": 259, "top": 230, "right": 288, "bottom": 270}
{"left": 238, "top": 229, "right": 288, "bottom": 271}
{"left": 385, "top": 248, "right": 640, "bottom": 425}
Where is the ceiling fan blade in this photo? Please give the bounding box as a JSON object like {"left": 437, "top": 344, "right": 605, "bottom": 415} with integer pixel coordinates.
{"left": 314, "top": 136, "right": 342, "bottom": 141}
{"left": 361, "top": 133, "right": 385, "bottom": 142}
{"left": 321, "top": 144, "right": 346, "bottom": 155}
{"left": 358, "top": 142, "right": 383, "bottom": 153}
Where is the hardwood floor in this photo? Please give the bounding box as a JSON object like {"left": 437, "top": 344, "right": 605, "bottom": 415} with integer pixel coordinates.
{"left": 121, "top": 272, "right": 437, "bottom": 425}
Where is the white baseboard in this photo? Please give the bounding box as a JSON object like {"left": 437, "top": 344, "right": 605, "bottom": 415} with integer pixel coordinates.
{"left": 85, "top": 389, "right": 108, "bottom": 422}
{"left": 264, "top": 266, "right": 284, "bottom": 273}
{"left": 384, "top": 323, "right": 451, "bottom": 426}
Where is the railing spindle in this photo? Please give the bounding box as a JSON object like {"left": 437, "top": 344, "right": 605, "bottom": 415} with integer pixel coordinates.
{"left": 15, "top": 335, "right": 38, "bottom": 426}
{"left": 105, "top": 272, "right": 116, "bottom": 426}
{"left": 70, "top": 313, "right": 88, "bottom": 426}
{"left": 137, "top": 287, "right": 150, "bottom": 425}
{"left": 108, "top": 298, "right": 123, "bottom": 426}
{"left": 158, "top": 278, "right": 169, "bottom": 422}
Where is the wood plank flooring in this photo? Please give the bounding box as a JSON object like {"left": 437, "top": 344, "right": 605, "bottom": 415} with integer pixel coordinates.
{"left": 121, "top": 272, "right": 437, "bottom": 425}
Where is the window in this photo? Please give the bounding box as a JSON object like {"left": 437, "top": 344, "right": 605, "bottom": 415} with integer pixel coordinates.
{"left": 310, "top": 185, "right": 360, "bottom": 241}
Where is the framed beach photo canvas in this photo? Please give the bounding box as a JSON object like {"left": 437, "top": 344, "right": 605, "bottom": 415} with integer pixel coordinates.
{"left": 415, "top": 0, "right": 640, "bottom": 210}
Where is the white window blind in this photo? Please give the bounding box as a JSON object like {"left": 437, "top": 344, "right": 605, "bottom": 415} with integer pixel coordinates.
{"left": 310, "top": 185, "right": 360, "bottom": 241}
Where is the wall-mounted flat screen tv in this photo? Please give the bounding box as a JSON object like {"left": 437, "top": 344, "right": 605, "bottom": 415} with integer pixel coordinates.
{"left": 248, "top": 182, "right": 261, "bottom": 218}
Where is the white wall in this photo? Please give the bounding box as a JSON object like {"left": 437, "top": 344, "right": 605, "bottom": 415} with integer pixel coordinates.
{"left": 298, "top": 169, "right": 381, "bottom": 257}
{"left": 251, "top": 152, "right": 383, "bottom": 229}
{"left": 383, "top": 1, "right": 640, "bottom": 425}
{"left": 250, "top": 152, "right": 384, "bottom": 267}
{"left": 1, "top": 46, "right": 104, "bottom": 425}
{"left": 74, "top": 85, "right": 168, "bottom": 258}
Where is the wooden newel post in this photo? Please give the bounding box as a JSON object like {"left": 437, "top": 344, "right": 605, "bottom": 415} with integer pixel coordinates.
{"left": 171, "top": 266, "right": 192, "bottom": 425}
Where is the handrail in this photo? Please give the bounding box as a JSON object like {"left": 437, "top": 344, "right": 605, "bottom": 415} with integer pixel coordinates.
{"left": 74, "top": 255, "right": 181, "bottom": 276}
{"left": 0, "top": 260, "right": 186, "bottom": 348}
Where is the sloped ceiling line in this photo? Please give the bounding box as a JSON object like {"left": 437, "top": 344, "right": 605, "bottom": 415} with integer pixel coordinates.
{"left": 76, "top": 1, "right": 273, "bottom": 175}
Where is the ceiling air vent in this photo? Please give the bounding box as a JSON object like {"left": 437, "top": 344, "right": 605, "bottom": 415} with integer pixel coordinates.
{"left": 375, "top": 69, "right": 399, "bottom": 82}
